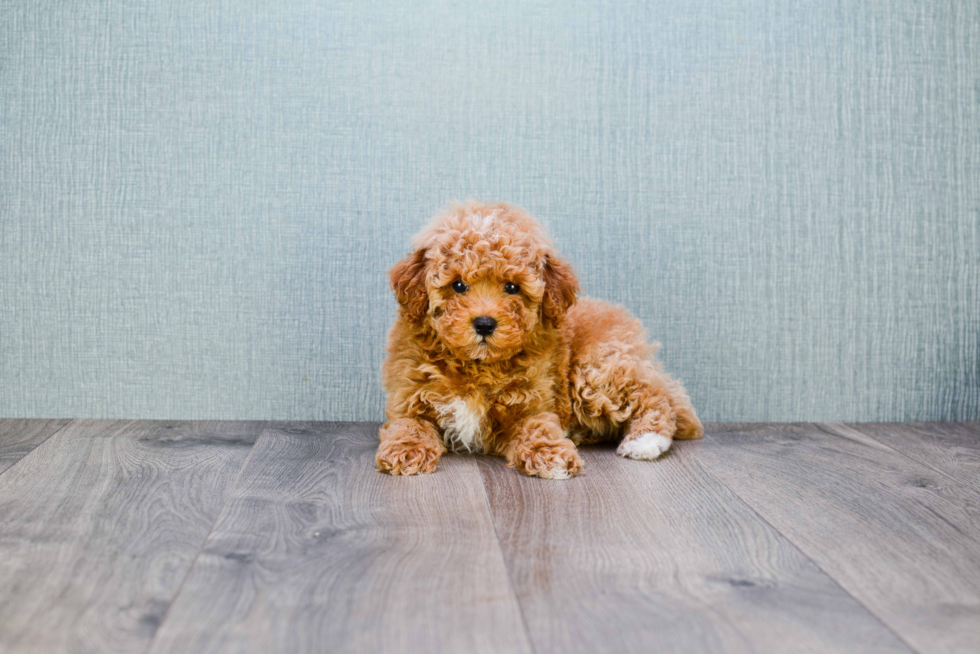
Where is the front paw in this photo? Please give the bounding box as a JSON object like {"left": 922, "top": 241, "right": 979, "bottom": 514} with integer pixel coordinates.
{"left": 376, "top": 438, "right": 442, "bottom": 476}
{"left": 511, "top": 439, "right": 583, "bottom": 480}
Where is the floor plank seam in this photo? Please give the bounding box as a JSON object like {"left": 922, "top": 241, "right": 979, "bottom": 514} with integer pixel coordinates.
{"left": 140, "top": 420, "right": 270, "bottom": 654}
{"left": 0, "top": 419, "right": 74, "bottom": 481}
{"left": 477, "top": 459, "right": 539, "bottom": 654}
{"left": 816, "top": 422, "right": 980, "bottom": 501}
{"left": 690, "top": 451, "right": 924, "bottom": 654}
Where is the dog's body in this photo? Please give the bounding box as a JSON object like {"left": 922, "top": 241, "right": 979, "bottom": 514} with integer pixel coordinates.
{"left": 377, "top": 202, "right": 702, "bottom": 478}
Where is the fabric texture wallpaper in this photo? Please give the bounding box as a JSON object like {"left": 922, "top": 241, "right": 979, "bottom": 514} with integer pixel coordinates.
{"left": 1, "top": 0, "right": 978, "bottom": 421}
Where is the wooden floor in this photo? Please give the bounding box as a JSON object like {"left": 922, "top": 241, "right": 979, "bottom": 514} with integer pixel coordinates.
{"left": 0, "top": 421, "right": 978, "bottom": 654}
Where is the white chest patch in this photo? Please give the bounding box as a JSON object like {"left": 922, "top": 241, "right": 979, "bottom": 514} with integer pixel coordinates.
{"left": 436, "top": 398, "right": 485, "bottom": 453}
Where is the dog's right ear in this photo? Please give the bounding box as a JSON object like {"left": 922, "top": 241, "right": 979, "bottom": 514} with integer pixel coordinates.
{"left": 541, "top": 254, "right": 579, "bottom": 328}
{"left": 389, "top": 248, "right": 429, "bottom": 323}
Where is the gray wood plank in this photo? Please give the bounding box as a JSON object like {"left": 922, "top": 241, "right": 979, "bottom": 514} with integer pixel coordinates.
{"left": 696, "top": 423, "right": 980, "bottom": 654}
{"left": 845, "top": 422, "right": 980, "bottom": 496}
{"left": 0, "top": 420, "right": 264, "bottom": 654}
{"left": 147, "top": 422, "right": 532, "bottom": 654}
{"left": 480, "top": 441, "right": 914, "bottom": 654}
{"left": 0, "top": 419, "right": 71, "bottom": 475}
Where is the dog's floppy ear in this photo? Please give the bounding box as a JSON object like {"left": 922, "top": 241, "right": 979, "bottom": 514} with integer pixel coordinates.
{"left": 541, "top": 254, "right": 579, "bottom": 327}
{"left": 389, "top": 248, "right": 429, "bottom": 323}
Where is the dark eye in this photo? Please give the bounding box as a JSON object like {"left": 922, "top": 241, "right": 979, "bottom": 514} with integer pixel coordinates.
{"left": 504, "top": 282, "right": 520, "bottom": 295}
{"left": 452, "top": 280, "right": 468, "bottom": 293}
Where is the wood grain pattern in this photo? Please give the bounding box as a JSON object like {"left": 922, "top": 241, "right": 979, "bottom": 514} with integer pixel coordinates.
{"left": 147, "top": 422, "right": 532, "bottom": 654}
{"left": 0, "top": 419, "right": 71, "bottom": 475}
{"left": 0, "top": 420, "right": 264, "bottom": 654}
{"left": 4, "top": 420, "right": 979, "bottom": 653}
{"left": 479, "top": 442, "right": 913, "bottom": 654}
{"left": 697, "top": 423, "right": 980, "bottom": 654}
{"left": 846, "top": 422, "right": 980, "bottom": 496}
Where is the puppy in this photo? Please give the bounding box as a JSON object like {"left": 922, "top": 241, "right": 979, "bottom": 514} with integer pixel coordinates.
{"left": 377, "top": 202, "right": 702, "bottom": 479}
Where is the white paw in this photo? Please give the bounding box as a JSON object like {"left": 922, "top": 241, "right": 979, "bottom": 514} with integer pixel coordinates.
{"left": 617, "top": 432, "right": 672, "bottom": 460}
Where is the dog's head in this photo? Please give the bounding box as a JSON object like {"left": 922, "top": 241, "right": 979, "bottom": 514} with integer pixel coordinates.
{"left": 390, "top": 202, "right": 579, "bottom": 362}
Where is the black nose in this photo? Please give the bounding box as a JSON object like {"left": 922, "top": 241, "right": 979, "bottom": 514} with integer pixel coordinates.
{"left": 473, "top": 316, "right": 497, "bottom": 336}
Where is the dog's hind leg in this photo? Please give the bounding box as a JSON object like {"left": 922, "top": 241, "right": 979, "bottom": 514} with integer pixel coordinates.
{"left": 662, "top": 375, "right": 703, "bottom": 440}
{"left": 616, "top": 385, "right": 677, "bottom": 460}
{"left": 569, "top": 349, "right": 683, "bottom": 460}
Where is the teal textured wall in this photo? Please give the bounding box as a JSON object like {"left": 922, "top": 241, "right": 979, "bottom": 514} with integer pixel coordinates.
{"left": 1, "top": 1, "right": 978, "bottom": 421}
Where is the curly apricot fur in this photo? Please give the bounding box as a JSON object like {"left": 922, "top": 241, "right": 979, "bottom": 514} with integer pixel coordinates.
{"left": 376, "top": 418, "right": 445, "bottom": 475}
{"left": 504, "top": 412, "right": 583, "bottom": 479}
{"left": 379, "top": 202, "right": 702, "bottom": 478}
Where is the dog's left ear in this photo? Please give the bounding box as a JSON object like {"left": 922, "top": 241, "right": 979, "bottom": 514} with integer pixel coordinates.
{"left": 541, "top": 254, "right": 579, "bottom": 327}
{"left": 389, "top": 248, "right": 429, "bottom": 323}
